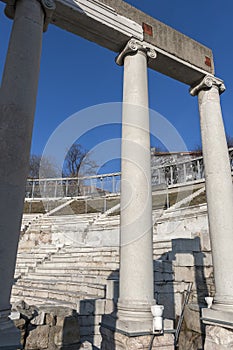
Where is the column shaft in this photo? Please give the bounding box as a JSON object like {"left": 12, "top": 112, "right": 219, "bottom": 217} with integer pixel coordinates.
{"left": 117, "top": 47, "right": 155, "bottom": 333}
{"left": 0, "top": 0, "right": 44, "bottom": 347}
{"left": 198, "top": 84, "right": 233, "bottom": 309}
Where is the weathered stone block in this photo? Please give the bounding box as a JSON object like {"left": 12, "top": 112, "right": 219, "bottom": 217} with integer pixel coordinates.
{"left": 173, "top": 253, "right": 194, "bottom": 267}
{"left": 14, "top": 300, "right": 38, "bottom": 320}
{"left": 14, "top": 318, "right": 26, "bottom": 330}
{"left": 79, "top": 341, "right": 93, "bottom": 349}
{"left": 14, "top": 318, "right": 27, "bottom": 346}
{"left": 174, "top": 266, "right": 195, "bottom": 282}
{"left": 198, "top": 230, "right": 211, "bottom": 252}
{"left": 178, "top": 329, "right": 203, "bottom": 350}
{"left": 25, "top": 325, "right": 49, "bottom": 349}
{"left": 106, "top": 279, "right": 119, "bottom": 300}
{"left": 194, "top": 266, "right": 214, "bottom": 282}
{"left": 54, "top": 316, "right": 80, "bottom": 346}
{"left": 31, "top": 310, "right": 45, "bottom": 325}
{"left": 194, "top": 252, "right": 213, "bottom": 266}
{"left": 105, "top": 299, "right": 115, "bottom": 314}
{"left": 45, "top": 312, "right": 56, "bottom": 326}
{"left": 173, "top": 282, "right": 189, "bottom": 294}
{"left": 184, "top": 304, "right": 202, "bottom": 334}
{"left": 205, "top": 325, "right": 233, "bottom": 349}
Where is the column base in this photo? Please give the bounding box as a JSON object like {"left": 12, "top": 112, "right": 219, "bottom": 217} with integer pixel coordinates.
{"left": 116, "top": 299, "right": 155, "bottom": 334}
{"left": 0, "top": 317, "right": 22, "bottom": 349}
{"left": 202, "top": 307, "right": 233, "bottom": 329}
{"left": 100, "top": 324, "right": 174, "bottom": 350}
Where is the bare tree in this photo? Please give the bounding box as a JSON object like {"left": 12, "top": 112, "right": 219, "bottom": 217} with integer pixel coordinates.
{"left": 62, "top": 143, "right": 98, "bottom": 196}
{"left": 28, "top": 154, "right": 59, "bottom": 179}
{"left": 63, "top": 143, "right": 98, "bottom": 178}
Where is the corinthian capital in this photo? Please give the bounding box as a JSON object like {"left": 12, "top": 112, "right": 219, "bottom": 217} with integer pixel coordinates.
{"left": 116, "top": 38, "right": 157, "bottom": 66}
{"left": 5, "top": 0, "right": 56, "bottom": 32}
{"left": 190, "top": 75, "right": 226, "bottom": 96}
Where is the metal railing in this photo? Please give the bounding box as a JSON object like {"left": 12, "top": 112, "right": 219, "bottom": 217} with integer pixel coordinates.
{"left": 151, "top": 156, "right": 204, "bottom": 186}
{"left": 25, "top": 148, "right": 233, "bottom": 199}
{"left": 25, "top": 172, "right": 121, "bottom": 199}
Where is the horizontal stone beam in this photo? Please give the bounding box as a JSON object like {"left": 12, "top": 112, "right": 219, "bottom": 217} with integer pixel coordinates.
{"left": 2, "top": 0, "right": 215, "bottom": 85}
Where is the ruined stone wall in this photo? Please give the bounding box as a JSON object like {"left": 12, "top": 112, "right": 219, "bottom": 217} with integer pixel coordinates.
{"left": 16, "top": 203, "right": 213, "bottom": 349}
{"left": 154, "top": 204, "right": 214, "bottom": 349}
{"left": 12, "top": 302, "right": 82, "bottom": 350}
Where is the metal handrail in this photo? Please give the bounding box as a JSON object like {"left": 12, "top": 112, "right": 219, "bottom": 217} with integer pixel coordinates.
{"left": 25, "top": 149, "right": 233, "bottom": 198}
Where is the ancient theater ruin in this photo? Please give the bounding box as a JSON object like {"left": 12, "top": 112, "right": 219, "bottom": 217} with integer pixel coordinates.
{"left": 1, "top": 0, "right": 233, "bottom": 349}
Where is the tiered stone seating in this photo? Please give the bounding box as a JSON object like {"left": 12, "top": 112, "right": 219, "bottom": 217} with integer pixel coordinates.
{"left": 12, "top": 200, "right": 213, "bottom": 348}
{"left": 20, "top": 213, "right": 40, "bottom": 231}
{"left": 12, "top": 246, "right": 119, "bottom": 305}
{"left": 19, "top": 213, "right": 99, "bottom": 249}
{"left": 12, "top": 245, "right": 119, "bottom": 347}
{"left": 14, "top": 245, "right": 59, "bottom": 278}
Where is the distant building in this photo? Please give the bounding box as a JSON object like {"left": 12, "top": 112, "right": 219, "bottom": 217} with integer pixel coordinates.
{"left": 151, "top": 149, "right": 203, "bottom": 186}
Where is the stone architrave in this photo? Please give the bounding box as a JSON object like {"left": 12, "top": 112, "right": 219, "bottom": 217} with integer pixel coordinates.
{"left": 0, "top": 0, "right": 55, "bottom": 348}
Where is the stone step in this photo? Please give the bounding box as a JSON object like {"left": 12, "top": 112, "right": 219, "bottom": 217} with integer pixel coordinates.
{"left": 14, "top": 266, "right": 30, "bottom": 275}
{"left": 49, "top": 254, "right": 119, "bottom": 261}
{"left": 11, "top": 294, "right": 75, "bottom": 308}
{"left": 12, "top": 285, "right": 103, "bottom": 305}
{"left": 29, "top": 220, "right": 92, "bottom": 227}
{"left": 34, "top": 215, "right": 96, "bottom": 221}
{"left": 91, "top": 220, "right": 120, "bottom": 227}
{"left": 51, "top": 225, "right": 89, "bottom": 231}
{"left": 58, "top": 249, "right": 119, "bottom": 255}
{"left": 49, "top": 258, "right": 119, "bottom": 265}
{"left": 93, "top": 217, "right": 119, "bottom": 222}
{"left": 46, "top": 258, "right": 119, "bottom": 267}
{"left": 62, "top": 246, "right": 119, "bottom": 252}
{"left": 29, "top": 246, "right": 58, "bottom": 252}
{"left": 18, "top": 245, "right": 58, "bottom": 250}
{"left": 40, "top": 262, "right": 119, "bottom": 272}
{"left": 43, "top": 214, "right": 97, "bottom": 219}
{"left": 34, "top": 266, "right": 118, "bottom": 276}
{"left": 16, "top": 253, "right": 51, "bottom": 259}
{"left": 25, "top": 272, "right": 114, "bottom": 285}
{"left": 29, "top": 220, "right": 90, "bottom": 231}
{"left": 15, "top": 262, "right": 37, "bottom": 269}
{"left": 13, "top": 279, "right": 106, "bottom": 298}
{"left": 50, "top": 253, "right": 119, "bottom": 261}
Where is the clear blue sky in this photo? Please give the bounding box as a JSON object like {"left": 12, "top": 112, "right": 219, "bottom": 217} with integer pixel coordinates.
{"left": 0, "top": 0, "right": 232, "bottom": 173}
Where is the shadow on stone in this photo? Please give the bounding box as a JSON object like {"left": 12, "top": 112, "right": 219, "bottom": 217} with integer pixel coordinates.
{"left": 78, "top": 297, "right": 109, "bottom": 349}
{"left": 100, "top": 268, "right": 175, "bottom": 350}
{"left": 170, "top": 237, "right": 209, "bottom": 350}
{"left": 100, "top": 272, "right": 118, "bottom": 350}
{"left": 13, "top": 235, "right": 212, "bottom": 349}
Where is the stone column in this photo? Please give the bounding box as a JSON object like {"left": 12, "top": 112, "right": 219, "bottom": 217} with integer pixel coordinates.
{"left": 0, "top": 1, "right": 55, "bottom": 348}
{"left": 190, "top": 76, "right": 233, "bottom": 327}
{"left": 115, "top": 39, "right": 157, "bottom": 334}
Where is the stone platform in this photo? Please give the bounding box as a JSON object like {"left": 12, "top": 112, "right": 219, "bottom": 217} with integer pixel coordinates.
{"left": 100, "top": 326, "right": 174, "bottom": 350}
